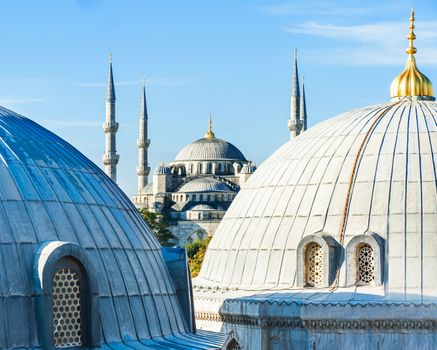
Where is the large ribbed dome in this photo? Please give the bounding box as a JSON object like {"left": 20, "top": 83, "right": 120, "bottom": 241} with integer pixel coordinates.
{"left": 196, "top": 99, "right": 437, "bottom": 297}
{"left": 174, "top": 137, "right": 246, "bottom": 162}
{"left": 0, "top": 106, "right": 222, "bottom": 349}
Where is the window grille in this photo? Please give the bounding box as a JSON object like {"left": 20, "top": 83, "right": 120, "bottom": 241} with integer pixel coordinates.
{"left": 305, "top": 243, "right": 323, "bottom": 287}
{"left": 53, "top": 268, "right": 82, "bottom": 347}
{"left": 357, "top": 244, "right": 374, "bottom": 284}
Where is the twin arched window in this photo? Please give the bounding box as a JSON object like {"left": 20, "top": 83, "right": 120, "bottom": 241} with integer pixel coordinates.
{"left": 298, "top": 233, "right": 383, "bottom": 288}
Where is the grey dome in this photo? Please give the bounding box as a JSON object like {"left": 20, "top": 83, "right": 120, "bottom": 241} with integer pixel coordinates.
{"left": 154, "top": 163, "right": 171, "bottom": 174}
{"left": 240, "top": 162, "right": 257, "bottom": 174}
{"left": 189, "top": 204, "right": 216, "bottom": 211}
{"left": 179, "top": 177, "right": 231, "bottom": 193}
{"left": 196, "top": 99, "right": 437, "bottom": 298}
{"left": 174, "top": 137, "right": 246, "bottom": 161}
{"left": 0, "top": 106, "right": 223, "bottom": 349}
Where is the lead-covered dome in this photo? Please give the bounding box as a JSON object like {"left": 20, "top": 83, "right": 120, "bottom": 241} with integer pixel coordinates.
{"left": 174, "top": 137, "right": 246, "bottom": 162}
{"left": 196, "top": 99, "right": 437, "bottom": 297}
{"left": 0, "top": 106, "right": 221, "bottom": 349}
{"left": 179, "top": 177, "right": 231, "bottom": 193}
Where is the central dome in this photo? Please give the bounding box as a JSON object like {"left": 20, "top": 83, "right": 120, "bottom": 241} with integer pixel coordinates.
{"left": 179, "top": 177, "right": 231, "bottom": 193}
{"left": 174, "top": 137, "right": 246, "bottom": 162}
{"left": 196, "top": 99, "right": 437, "bottom": 297}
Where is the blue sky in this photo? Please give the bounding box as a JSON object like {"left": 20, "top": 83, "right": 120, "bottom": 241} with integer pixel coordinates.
{"left": 0, "top": 0, "right": 435, "bottom": 196}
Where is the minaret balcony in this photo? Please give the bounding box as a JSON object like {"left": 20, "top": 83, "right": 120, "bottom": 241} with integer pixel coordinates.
{"left": 102, "top": 153, "right": 120, "bottom": 165}
{"left": 136, "top": 165, "right": 151, "bottom": 175}
{"left": 288, "top": 119, "right": 303, "bottom": 133}
{"left": 103, "top": 121, "right": 119, "bottom": 133}
{"left": 137, "top": 139, "right": 150, "bottom": 148}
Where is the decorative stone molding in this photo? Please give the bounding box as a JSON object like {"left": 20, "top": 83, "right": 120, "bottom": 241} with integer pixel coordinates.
{"left": 195, "top": 311, "right": 437, "bottom": 331}
{"left": 345, "top": 232, "right": 384, "bottom": 286}
{"left": 296, "top": 233, "right": 338, "bottom": 287}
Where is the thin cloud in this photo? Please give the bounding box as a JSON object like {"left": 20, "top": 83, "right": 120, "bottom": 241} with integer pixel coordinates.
{"left": 284, "top": 20, "right": 437, "bottom": 65}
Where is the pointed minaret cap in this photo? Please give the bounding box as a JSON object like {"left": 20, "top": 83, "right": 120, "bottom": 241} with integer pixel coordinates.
{"left": 106, "top": 52, "right": 116, "bottom": 100}
{"left": 390, "top": 8, "right": 434, "bottom": 100}
{"left": 140, "top": 79, "right": 147, "bottom": 119}
{"left": 204, "top": 114, "right": 216, "bottom": 139}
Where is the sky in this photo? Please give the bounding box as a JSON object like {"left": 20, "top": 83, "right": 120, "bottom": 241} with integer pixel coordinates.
{"left": 0, "top": 0, "right": 436, "bottom": 197}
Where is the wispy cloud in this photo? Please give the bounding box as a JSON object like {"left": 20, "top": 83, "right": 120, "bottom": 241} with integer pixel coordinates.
{"left": 0, "top": 97, "right": 47, "bottom": 105}
{"left": 78, "top": 78, "right": 191, "bottom": 88}
{"left": 284, "top": 20, "right": 437, "bottom": 65}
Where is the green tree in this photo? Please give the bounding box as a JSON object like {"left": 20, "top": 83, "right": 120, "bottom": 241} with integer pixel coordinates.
{"left": 186, "top": 236, "right": 212, "bottom": 277}
{"left": 139, "top": 209, "right": 176, "bottom": 247}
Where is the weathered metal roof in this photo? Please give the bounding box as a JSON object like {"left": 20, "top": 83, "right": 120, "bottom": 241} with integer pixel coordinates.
{"left": 179, "top": 177, "right": 231, "bottom": 193}
{"left": 0, "top": 106, "right": 226, "bottom": 349}
{"left": 196, "top": 99, "right": 437, "bottom": 298}
{"left": 174, "top": 137, "right": 246, "bottom": 162}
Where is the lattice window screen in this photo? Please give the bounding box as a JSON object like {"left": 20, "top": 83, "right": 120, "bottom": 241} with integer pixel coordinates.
{"left": 52, "top": 268, "right": 82, "bottom": 347}
{"left": 305, "top": 243, "right": 323, "bottom": 287}
{"left": 357, "top": 244, "right": 375, "bottom": 284}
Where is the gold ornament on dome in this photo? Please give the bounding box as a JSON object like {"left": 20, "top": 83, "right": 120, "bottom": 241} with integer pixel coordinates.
{"left": 390, "top": 8, "right": 434, "bottom": 100}
{"left": 204, "top": 114, "right": 216, "bottom": 139}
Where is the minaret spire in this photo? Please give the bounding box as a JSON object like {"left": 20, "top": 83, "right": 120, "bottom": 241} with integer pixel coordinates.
{"left": 103, "top": 53, "right": 119, "bottom": 182}
{"left": 204, "top": 114, "right": 215, "bottom": 139}
{"left": 287, "top": 48, "right": 303, "bottom": 139}
{"left": 300, "top": 74, "right": 307, "bottom": 131}
{"left": 136, "top": 80, "right": 151, "bottom": 192}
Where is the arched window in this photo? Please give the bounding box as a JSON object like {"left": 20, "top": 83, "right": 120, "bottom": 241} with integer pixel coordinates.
{"left": 357, "top": 243, "right": 375, "bottom": 285}
{"left": 34, "top": 242, "right": 100, "bottom": 349}
{"left": 207, "top": 195, "right": 211, "bottom": 201}
{"left": 192, "top": 194, "right": 197, "bottom": 201}
{"left": 186, "top": 195, "right": 190, "bottom": 201}
{"left": 218, "top": 163, "right": 222, "bottom": 174}
{"left": 207, "top": 163, "right": 212, "bottom": 174}
{"left": 197, "top": 163, "right": 203, "bottom": 173}
{"left": 226, "top": 163, "right": 231, "bottom": 173}
{"left": 198, "top": 213, "right": 201, "bottom": 220}
{"left": 305, "top": 242, "right": 323, "bottom": 287}
{"left": 345, "top": 233, "right": 383, "bottom": 286}
{"left": 53, "top": 267, "right": 82, "bottom": 347}
{"left": 190, "top": 163, "right": 194, "bottom": 174}
{"left": 199, "top": 195, "right": 203, "bottom": 201}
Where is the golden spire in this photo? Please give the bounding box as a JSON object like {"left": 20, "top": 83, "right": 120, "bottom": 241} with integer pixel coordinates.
{"left": 204, "top": 114, "right": 215, "bottom": 139}
{"left": 390, "top": 8, "right": 434, "bottom": 100}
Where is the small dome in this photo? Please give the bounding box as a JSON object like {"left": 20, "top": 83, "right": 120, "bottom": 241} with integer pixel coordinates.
{"left": 240, "top": 162, "right": 257, "bottom": 174}
{"left": 179, "top": 177, "right": 231, "bottom": 193}
{"left": 154, "top": 161, "right": 171, "bottom": 174}
{"left": 189, "top": 204, "right": 216, "bottom": 211}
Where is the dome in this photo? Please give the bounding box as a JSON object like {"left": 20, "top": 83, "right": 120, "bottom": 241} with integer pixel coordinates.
{"left": 179, "top": 177, "right": 231, "bottom": 193}
{"left": 189, "top": 204, "right": 216, "bottom": 211}
{"left": 0, "top": 106, "right": 223, "bottom": 348}
{"left": 154, "top": 161, "right": 171, "bottom": 174}
{"left": 240, "top": 162, "right": 257, "bottom": 174}
{"left": 174, "top": 137, "right": 246, "bottom": 162}
{"left": 196, "top": 99, "right": 437, "bottom": 298}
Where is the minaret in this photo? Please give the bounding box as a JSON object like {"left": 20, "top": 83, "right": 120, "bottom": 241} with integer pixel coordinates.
{"left": 102, "top": 53, "right": 119, "bottom": 182}
{"left": 287, "top": 48, "right": 303, "bottom": 138}
{"left": 300, "top": 74, "right": 307, "bottom": 131}
{"left": 136, "top": 81, "right": 151, "bottom": 192}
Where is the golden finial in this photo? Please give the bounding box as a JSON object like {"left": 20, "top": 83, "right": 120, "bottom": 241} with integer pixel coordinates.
{"left": 390, "top": 8, "right": 434, "bottom": 100}
{"left": 204, "top": 114, "right": 215, "bottom": 139}
{"left": 161, "top": 160, "right": 165, "bottom": 167}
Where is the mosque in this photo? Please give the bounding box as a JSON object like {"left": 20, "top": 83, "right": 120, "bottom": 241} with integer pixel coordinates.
{"left": 104, "top": 51, "right": 308, "bottom": 245}
{"left": 193, "top": 9, "right": 437, "bottom": 349}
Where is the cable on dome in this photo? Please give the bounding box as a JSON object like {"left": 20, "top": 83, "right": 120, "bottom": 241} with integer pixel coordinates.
{"left": 330, "top": 97, "right": 406, "bottom": 290}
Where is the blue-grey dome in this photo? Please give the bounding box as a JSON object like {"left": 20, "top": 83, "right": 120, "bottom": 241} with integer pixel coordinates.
{"left": 0, "top": 106, "right": 224, "bottom": 349}
{"left": 174, "top": 137, "right": 246, "bottom": 162}
{"left": 179, "top": 177, "right": 231, "bottom": 193}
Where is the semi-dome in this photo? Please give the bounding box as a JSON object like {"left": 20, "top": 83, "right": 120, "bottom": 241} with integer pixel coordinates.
{"left": 196, "top": 98, "right": 437, "bottom": 296}
{"left": 174, "top": 117, "right": 246, "bottom": 162}
{"left": 0, "top": 106, "right": 224, "bottom": 348}
{"left": 179, "top": 177, "right": 231, "bottom": 193}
